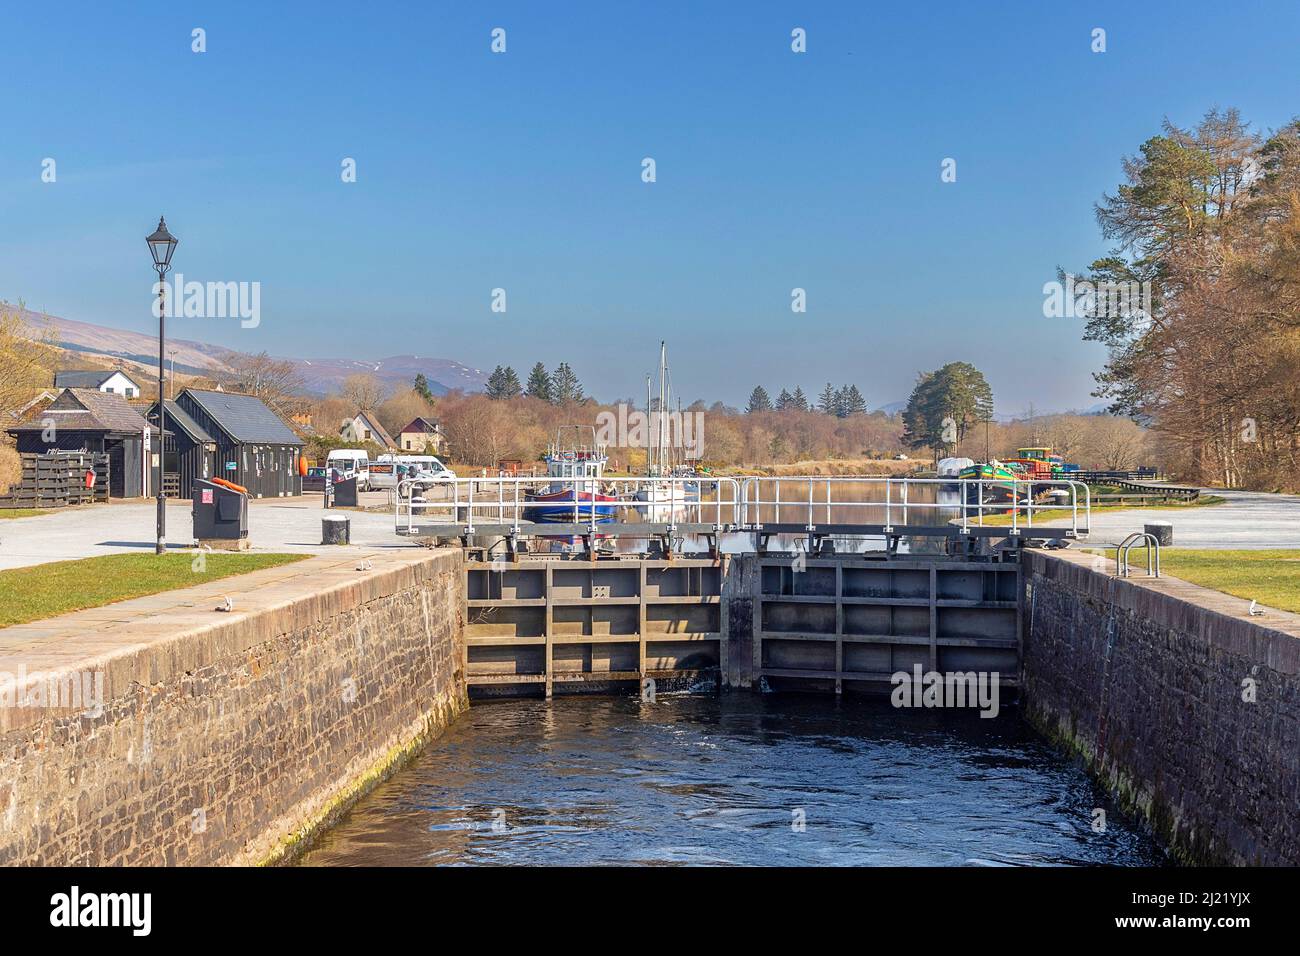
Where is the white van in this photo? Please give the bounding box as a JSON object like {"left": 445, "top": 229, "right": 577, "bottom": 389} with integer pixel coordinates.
{"left": 326, "top": 449, "right": 371, "bottom": 490}
{"left": 371, "top": 454, "right": 455, "bottom": 492}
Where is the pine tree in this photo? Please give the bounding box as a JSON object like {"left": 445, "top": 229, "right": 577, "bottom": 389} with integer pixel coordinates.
{"left": 485, "top": 366, "right": 509, "bottom": 399}
{"left": 525, "top": 362, "right": 553, "bottom": 402}
{"left": 841, "top": 384, "right": 867, "bottom": 416}
{"left": 901, "top": 362, "right": 995, "bottom": 453}
{"left": 747, "top": 386, "right": 772, "bottom": 413}
{"left": 499, "top": 366, "right": 522, "bottom": 398}
{"left": 413, "top": 373, "right": 434, "bottom": 403}
{"left": 832, "top": 385, "right": 848, "bottom": 418}
{"left": 776, "top": 388, "right": 794, "bottom": 410}
{"left": 791, "top": 386, "right": 809, "bottom": 411}
{"left": 551, "top": 362, "right": 584, "bottom": 405}
{"left": 817, "top": 382, "right": 837, "bottom": 414}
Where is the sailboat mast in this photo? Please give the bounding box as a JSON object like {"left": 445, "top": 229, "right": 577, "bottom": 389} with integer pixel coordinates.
{"left": 659, "top": 341, "right": 667, "bottom": 476}
{"left": 645, "top": 373, "right": 653, "bottom": 475}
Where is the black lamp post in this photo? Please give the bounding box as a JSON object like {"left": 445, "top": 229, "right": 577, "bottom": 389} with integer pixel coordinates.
{"left": 146, "top": 217, "right": 178, "bottom": 555}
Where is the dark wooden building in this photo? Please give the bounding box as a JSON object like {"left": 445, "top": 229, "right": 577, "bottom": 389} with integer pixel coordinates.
{"left": 173, "top": 388, "right": 304, "bottom": 498}
{"left": 6, "top": 388, "right": 158, "bottom": 498}
{"left": 145, "top": 399, "right": 218, "bottom": 499}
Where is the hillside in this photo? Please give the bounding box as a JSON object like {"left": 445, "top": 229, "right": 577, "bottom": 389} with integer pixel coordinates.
{"left": 9, "top": 305, "right": 487, "bottom": 396}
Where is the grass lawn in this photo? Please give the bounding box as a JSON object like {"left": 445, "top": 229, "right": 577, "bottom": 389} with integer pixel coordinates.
{"left": 1089, "top": 548, "right": 1300, "bottom": 614}
{"left": 980, "top": 494, "right": 1226, "bottom": 525}
{"left": 0, "top": 552, "right": 309, "bottom": 628}
{"left": 0, "top": 508, "right": 52, "bottom": 520}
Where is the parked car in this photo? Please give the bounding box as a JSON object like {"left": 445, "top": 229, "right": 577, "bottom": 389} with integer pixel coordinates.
{"left": 302, "top": 466, "right": 327, "bottom": 492}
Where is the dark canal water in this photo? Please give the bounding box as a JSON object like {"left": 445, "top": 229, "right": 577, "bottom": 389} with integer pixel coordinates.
{"left": 298, "top": 693, "right": 1167, "bottom": 867}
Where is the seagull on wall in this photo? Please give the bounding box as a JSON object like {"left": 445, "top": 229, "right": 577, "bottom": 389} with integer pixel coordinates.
{"left": 215, "top": 595, "right": 234, "bottom": 613}
{"left": 1248, "top": 600, "right": 1264, "bottom": 617}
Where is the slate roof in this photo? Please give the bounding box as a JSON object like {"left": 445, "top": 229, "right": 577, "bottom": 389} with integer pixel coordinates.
{"left": 7, "top": 388, "right": 156, "bottom": 436}
{"left": 399, "top": 416, "right": 441, "bottom": 434}
{"left": 180, "top": 389, "right": 303, "bottom": 445}
{"left": 54, "top": 369, "right": 140, "bottom": 389}
{"left": 353, "top": 411, "right": 396, "bottom": 448}
{"left": 147, "top": 400, "right": 215, "bottom": 444}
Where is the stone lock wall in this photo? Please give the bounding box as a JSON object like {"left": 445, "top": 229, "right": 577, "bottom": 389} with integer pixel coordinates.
{"left": 0, "top": 549, "right": 467, "bottom": 866}
{"left": 1021, "top": 550, "right": 1300, "bottom": 866}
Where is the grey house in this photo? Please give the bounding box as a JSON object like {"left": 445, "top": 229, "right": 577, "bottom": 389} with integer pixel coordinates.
{"left": 172, "top": 388, "right": 304, "bottom": 498}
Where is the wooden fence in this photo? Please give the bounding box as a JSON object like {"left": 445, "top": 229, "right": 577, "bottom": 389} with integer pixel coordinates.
{"left": 0, "top": 452, "right": 109, "bottom": 509}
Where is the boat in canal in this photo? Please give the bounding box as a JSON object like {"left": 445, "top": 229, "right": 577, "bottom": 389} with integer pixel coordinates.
{"left": 633, "top": 342, "right": 701, "bottom": 522}
{"left": 524, "top": 426, "right": 620, "bottom": 524}
{"left": 1003, "top": 446, "right": 1077, "bottom": 479}
{"left": 958, "top": 460, "right": 1021, "bottom": 512}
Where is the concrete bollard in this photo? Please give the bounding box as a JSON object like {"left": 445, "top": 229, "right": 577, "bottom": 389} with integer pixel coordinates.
{"left": 322, "top": 514, "right": 351, "bottom": 545}
{"left": 1144, "top": 520, "right": 1173, "bottom": 547}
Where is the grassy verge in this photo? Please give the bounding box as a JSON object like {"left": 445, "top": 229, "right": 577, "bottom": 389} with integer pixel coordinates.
{"left": 980, "top": 494, "right": 1226, "bottom": 525}
{"left": 0, "top": 552, "right": 309, "bottom": 627}
{"left": 1087, "top": 548, "right": 1300, "bottom": 613}
{"left": 0, "top": 508, "right": 52, "bottom": 520}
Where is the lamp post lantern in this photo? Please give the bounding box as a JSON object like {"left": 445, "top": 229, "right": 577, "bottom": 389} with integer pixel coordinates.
{"left": 146, "top": 217, "right": 178, "bottom": 555}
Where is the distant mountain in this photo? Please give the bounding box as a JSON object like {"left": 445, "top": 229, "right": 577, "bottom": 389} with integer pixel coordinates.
{"left": 287, "top": 354, "right": 486, "bottom": 396}
{"left": 875, "top": 400, "right": 907, "bottom": 416}
{"left": 10, "top": 306, "right": 487, "bottom": 396}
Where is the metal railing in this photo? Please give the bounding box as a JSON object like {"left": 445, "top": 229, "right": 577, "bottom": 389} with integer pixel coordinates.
{"left": 736, "top": 476, "right": 1090, "bottom": 537}
{"left": 395, "top": 474, "right": 1090, "bottom": 540}
{"left": 395, "top": 475, "right": 742, "bottom": 537}
{"left": 1116, "top": 531, "right": 1161, "bottom": 578}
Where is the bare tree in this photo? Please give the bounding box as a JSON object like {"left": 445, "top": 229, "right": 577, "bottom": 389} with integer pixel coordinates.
{"left": 0, "top": 302, "right": 58, "bottom": 422}
{"left": 341, "top": 373, "right": 386, "bottom": 412}
{"left": 217, "top": 350, "right": 306, "bottom": 417}
{"left": 1082, "top": 416, "right": 1148, "bottom": 471}
{"left": 377, "top": 387, "right": 435, "bottom": 437}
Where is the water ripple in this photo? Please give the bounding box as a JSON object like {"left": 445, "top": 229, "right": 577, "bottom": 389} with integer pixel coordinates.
{"left": 299, "top": 694, "right": 1168, "bottom": 867}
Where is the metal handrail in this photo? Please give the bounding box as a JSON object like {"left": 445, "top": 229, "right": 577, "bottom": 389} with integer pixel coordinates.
{"left": 394, "top": 475, "right": 743, "bottom": 536}
{"left": 737, "top": 476, "right": 1090, "bottom": 537}
{"left": 393, "top": 474, "right": 1091, "bottom": 539}
{"left": 1116, "top": 531, "right": 1161, "bottom": 578}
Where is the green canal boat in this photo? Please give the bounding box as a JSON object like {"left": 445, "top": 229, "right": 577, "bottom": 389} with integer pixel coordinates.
{"left": 958, "top": 460, "right": 1021, "bottom": 511}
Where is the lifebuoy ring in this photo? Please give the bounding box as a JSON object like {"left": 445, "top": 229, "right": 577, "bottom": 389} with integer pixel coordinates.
{"left": 210, "top": 476, "right": 250, "bottom": 496}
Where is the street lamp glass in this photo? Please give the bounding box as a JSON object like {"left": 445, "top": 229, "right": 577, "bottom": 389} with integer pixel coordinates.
{"left": 146, "top": 217, "right": 178, "bottom": 268}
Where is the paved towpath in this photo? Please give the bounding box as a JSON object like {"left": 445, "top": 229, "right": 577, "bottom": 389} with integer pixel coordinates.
{"left": 1077, "top": 488, "right": 1300, "bottom": 549}
{"left": 0, "top": 494, "right": 410, "bottom": 571}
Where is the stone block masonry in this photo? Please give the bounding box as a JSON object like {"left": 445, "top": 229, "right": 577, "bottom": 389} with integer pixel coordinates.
{"left": 1021, "top": 549, "right": 1299, "bottom": 865}
{"left": 0, "top": 549, "right": 467, "bottom": 865}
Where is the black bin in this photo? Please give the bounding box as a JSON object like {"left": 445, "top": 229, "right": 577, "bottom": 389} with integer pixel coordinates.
{"left": 332, "top": 475, "right": 359, "bottom": 508}
{"left": 193, "top": 479, "right": 249, "bottom": 540}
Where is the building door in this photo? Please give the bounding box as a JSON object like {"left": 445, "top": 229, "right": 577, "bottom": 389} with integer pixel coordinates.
{"left": 108, "top": 442, "right": 126, "bottom": 498}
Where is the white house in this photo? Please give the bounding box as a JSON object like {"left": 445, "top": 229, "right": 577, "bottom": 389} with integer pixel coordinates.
{"left": 397, "top": 416, "right": 444, "bottom": 453}
{"left": 340, "top": 411, "right": 396, "bottom": 449}
{"left": 54, "top": 369, "right": 144, "bottom": 399}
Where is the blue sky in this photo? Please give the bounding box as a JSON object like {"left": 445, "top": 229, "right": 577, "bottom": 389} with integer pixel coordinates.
{"left": 2, "top": 1, "right": 1298, "bottom": 413}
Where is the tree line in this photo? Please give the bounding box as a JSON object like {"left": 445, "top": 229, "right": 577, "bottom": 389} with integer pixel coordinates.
{"left": 486, "top": 362, "right": 585, "bottom": 405}
{"left": 746, "top": 383, "right": 868, "bottom": 417}
{"left": 1075, "top": 107, "right": 1300, "bottom": 490}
